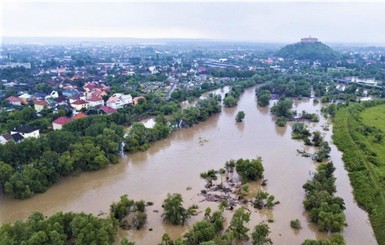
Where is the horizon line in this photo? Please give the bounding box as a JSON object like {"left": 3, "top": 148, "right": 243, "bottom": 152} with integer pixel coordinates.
{"left": 2, "top": 36, "right": 385, "bottom": 46}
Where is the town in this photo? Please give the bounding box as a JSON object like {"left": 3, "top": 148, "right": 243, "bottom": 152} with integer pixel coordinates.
{"left": 1, "top": 40, "right": 385, "bottom": 144}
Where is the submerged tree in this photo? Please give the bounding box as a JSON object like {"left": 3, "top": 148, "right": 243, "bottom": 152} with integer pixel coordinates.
{"left": 110, "top": 195, "right": 147, "bottom": 230}
{"left": 252, "top": 222, "right": 273, "bottom": 245}
{"left": 162, "top": 193, "right": 198, "bottom": 225}
{"left": 225, "top": 207, "right": 250, "bottom": 241}
{"left": 235, "top": 158, "right": 264, "bottom": 183}
{"left": 235, "top": 111, "right": 245, "bottom": 122}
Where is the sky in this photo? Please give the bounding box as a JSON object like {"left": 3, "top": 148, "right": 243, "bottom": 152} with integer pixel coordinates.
{"left": 2, "top": 0, "right": 385, "bottom": 44}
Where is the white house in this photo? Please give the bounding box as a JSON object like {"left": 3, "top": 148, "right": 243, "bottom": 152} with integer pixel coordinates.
{"left": 11, "top": 126, "right": 40, "bottom": 139}
{"left": 0, "top": 133, "right": 24, "bottom": 144}
{"left": 19, "top": 93, "right": 32, "bottom": 104}
{"left": 6, "top": 96, "right": 22, "bottom": 106}
{"left": 0, "top": 133, "right": 13, "bottom": 144}
{"left": 106, "top": 93, "right": 132, "bottom": 109}
{"left": 45, "top": 90, "right": 59, "bottom": 99}
{"left": 52, "top": 116, "right": 71, "bottom": 130}
{"left": 71, "top": 99, "right": 89, "bottom": 111}
{"left": 86, "top": 96, "right": 104, "bottom": 107}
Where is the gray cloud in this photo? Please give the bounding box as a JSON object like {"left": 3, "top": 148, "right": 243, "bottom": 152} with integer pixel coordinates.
{"left": 2, "top": 2, "right": 385, "bottom": 44}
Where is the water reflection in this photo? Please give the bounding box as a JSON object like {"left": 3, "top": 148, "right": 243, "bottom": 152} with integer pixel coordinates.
{"left": 236, "top": 121, "right": 245, "bottom": 132}
{"left": 275, "top": 124, "right": 287, "bottom": 136}
{"left": 257, "top": 105, "right": 270, "bottom": 115}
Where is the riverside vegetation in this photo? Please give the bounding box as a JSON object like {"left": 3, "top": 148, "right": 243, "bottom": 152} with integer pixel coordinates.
{"left": 332, "top": 100, "right": 385, "bottom": 244}
{"left": 0, "top": 194, "right": 149, "bottom": 244}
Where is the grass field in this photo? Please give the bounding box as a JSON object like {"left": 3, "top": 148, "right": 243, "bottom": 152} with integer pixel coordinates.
{"left": 333, "top": 101, "right": 385, "bottom": 245}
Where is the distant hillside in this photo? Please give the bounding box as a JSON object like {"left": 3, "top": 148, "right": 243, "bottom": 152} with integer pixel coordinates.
{"left": 276, "top": 41, "right": 341, "bottom": 62}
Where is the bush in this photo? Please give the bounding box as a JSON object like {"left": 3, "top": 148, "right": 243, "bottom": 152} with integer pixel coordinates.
{"left": 235, "top": 158, "right": 264, "bottom": 182}
{"left": 276, "top": 117, "right": 286, "bottom": 127}
{"left": 290, "top": 219, "right": 302, "bottom": 229}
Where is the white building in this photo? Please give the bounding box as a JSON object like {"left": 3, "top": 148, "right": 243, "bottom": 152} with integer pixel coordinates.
{"left": 11, "top": 126, "right": 40, "bottom": 139}
{"left": 71, "top": 99, "right": 89, "bottom": 111}
{"left": 52, "top": 116, "right": 71, "bottom": 130}
{"left": 45, "top": 90, "right": 59, "bottom": 99}
{"left": 106, "top": 93, "right": 132, "bottom": 109}
{"left": 86, "top": 96, "right": 104, "bottom": 107}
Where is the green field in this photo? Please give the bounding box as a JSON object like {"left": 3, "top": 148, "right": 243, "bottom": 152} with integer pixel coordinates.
{"left": 333, "top": 101, "right": 385, "bottom": 245}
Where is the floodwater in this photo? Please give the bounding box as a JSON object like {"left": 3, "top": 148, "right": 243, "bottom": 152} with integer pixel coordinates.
{"left": 0, "top": 87, "right": 376, "bottom": 245}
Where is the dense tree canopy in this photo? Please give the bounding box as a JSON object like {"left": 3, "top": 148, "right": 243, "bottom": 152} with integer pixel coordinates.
{"left": 303, "top": 162, "right": 346, "bottom": 232}
{"left": 271, "top": 98, "right": 295, "bottom": 118}
{"left": 0, "top": 211, "right": 117, "bottom": 245}
{"left": 235, "top": 158, "right": 264, "bottom": 183}
{"left": 162, "top": 193, "right": 198, "bottom": 225}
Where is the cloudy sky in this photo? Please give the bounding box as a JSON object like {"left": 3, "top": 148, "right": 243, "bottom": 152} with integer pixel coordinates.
{"left": 2, "top": 0, "right": 385, "bottom": 44}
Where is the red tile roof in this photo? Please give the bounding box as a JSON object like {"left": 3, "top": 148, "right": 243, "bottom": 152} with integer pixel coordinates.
{"left": 100, "top": 105, "right": 117, "bottom": 114}
{"left": 87, "top": 96, "right": 103, "bottom": 102}
{"left": 53, "top": 116, "right": 71, "bottom": 125}
{"left": 72, "top": 112, "right": 87, "bottom": 120}
{"left": 72, "top": 99, "right": 88, "bottom": 105}
{"left": 6, "top": 96, "right": 21, "bottom": 102}
{"left": 34, "top": 100, "right": 50, "bottom": 106}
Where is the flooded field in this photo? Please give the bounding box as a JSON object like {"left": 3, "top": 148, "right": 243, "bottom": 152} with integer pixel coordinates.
{"left": 0, "top": 87, "right": 376, "bottom": 244}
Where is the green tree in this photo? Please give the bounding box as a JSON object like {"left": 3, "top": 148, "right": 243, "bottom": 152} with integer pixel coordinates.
{"left": 162, "top": 193, "right": 196, "bottom": 225}
{"left": 257, "top": 90, "right": 272, "bottom": 107}
{"left": 312, "top": 131, "right": 323, "bottom": 146}
{"left": 271, "top": 98, "right": 294, "bottom": 118}
{"left": 290, "top": 219, "right": 302, "bottom": 229}
{"left": 252, "top": 222, "right": 272, "bottom": 245}
{"left": 183, "top": 220, "right": 216, "bottom": 245}
{"left": 235, "top": 158, "right": 264, "bottom": 182}
{"left": 0, "top": 161, "right": 14, "bottom": 193}
{"left": 110, "top": 195, "right": 147, "bottom": 230}
{"left": 276, "top": 117, "right": 286, "bottom": 127}
{"left": 223, "top": 95, "right": 237, "bottom": 107}
{"left": 225, "top": 208, "right": 250, "bottom": 241}
{"left": 235, "top": 111, "right": 245, "bottom": 122}
{"left": 121, "top": 238, "right": 135, "bottom": 245}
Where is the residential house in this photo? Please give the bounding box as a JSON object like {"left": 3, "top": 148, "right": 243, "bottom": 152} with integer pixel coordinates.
{"left": 106, "top": 93, "right": 132, "bottom": 109}
{"left": 72, "top": 112, "right": 87, "bottom": 120}
{"left": 54, "top": 96, "right": 68, "bottom": 106}
{"left": 11, "top": 133, "right": 24, "bottom": 143}
{"left": 0, "top": 133, "right": 13, "bottom": 144}
{"left": 11, "top": 125, "right": 40, "bottom": 139}
{"left": 63, "top": 88, "right": 80, "bottom": 98}
{"left": 6, "top": 96, "right": 22, "bottom": 106}
{"left": 100, "top": 105, "right": 117, "bottom": 115}
{"left": 52, "top": 116, "right": 71, "bottom": 130}
{"left": 71, "top": 99, "right": 89, "bottom": 111}
{"left": 34, "top": 100, "right": 50, "bottom": 112}
{"left": 0, "top": 133, "right": 24, "bottom": 144}
{"left": 86, "top": 96, "right": 104, "bottom": 107}
{"left": 45, "top": 90, "right": 59, "bottom": 99}
{"left": 18, "top": 93, "right": 32, "bottom": 104}
{"left": 32, "top": 91, "right": 46, "bottom": 100}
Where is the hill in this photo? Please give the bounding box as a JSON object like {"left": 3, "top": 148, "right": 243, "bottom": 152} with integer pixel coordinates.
{"left": 276, "top": 39, "right": 340, "bottom": 62}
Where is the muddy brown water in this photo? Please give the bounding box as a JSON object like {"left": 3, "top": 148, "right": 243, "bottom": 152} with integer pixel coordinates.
{"left": 0, "top": 87, "right": 376, "bottom": 244}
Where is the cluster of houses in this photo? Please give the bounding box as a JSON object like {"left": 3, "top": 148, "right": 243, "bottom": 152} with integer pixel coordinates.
{"left": 0, "top": 81, "right": 147, "bottom": 144}
{"left": 4, "top": 81, "right": 141, "bottom": 113}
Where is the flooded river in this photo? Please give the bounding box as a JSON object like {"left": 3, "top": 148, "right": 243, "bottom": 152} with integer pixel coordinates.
{"left": 0, "top": 87, "right": 376, "bottom": 244}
